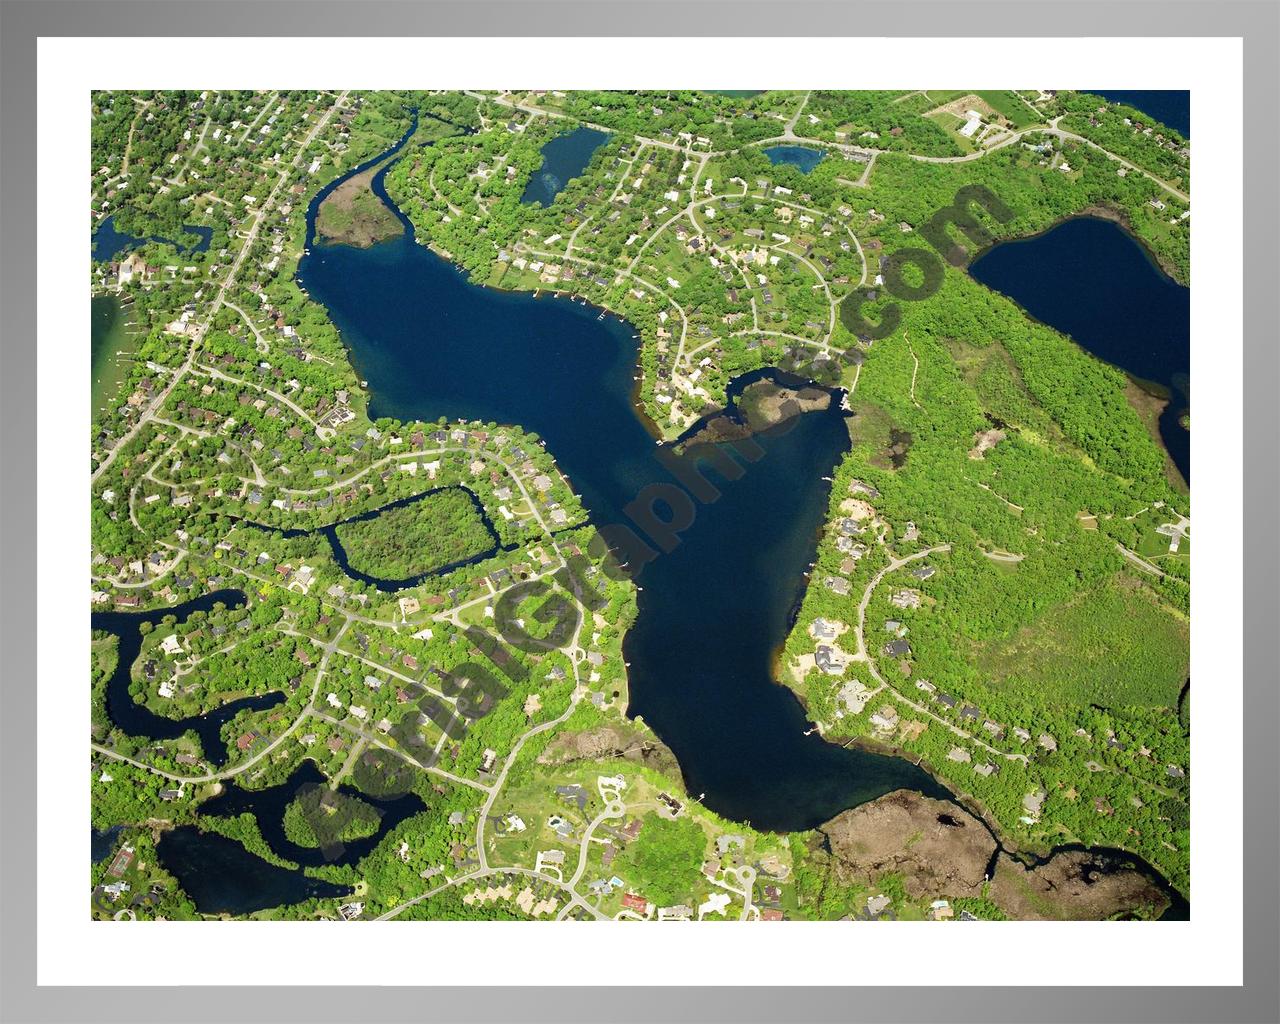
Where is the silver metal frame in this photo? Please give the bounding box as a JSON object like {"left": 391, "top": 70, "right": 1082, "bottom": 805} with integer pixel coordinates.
{"left": 1, "top": 2, "right": 1275, "bottom": 1020}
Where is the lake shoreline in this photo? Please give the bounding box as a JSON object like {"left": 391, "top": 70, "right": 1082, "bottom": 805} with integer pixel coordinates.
{"left": 1125, "top": 377, "right": 1190, "bottom": 494}
{"left": 969, "top": 212, "right": 1190, "bottom": 483}
{"left": 314, "top": 163, "right": 404, "bottom": 249}
{"left": 91, "top": 292, "right": 142, "bottom": 416}
{"left": 968, "top": 205, "right": 1187, "bottom": 289}
{"left": 285, "top": 118, "right": 1189, "bottom": 903}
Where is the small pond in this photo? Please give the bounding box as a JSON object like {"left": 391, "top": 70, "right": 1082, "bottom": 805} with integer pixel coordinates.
{"left": 969, "top": 215, "right": 1190, "bottom": 482}
{"left": 520, "top": 126, "right": 610, "bottom": 206}
{"left": 155, "top": 827, "right": 351, "bottom": 916}
{"left": 92, "top": 215, "right": 213, "bottom": 262}
{"left": 763, "top": 145, "right": 826, "bottom": 174}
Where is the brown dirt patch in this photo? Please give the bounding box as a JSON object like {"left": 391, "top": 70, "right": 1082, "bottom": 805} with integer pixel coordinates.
{"left": 316, "top": 167, "right": 403, "bottom": 248}
{"left": 537, "top": 723, "right": 678, "bottom": 777}
{"left": 816, "top": 789, "right": 1172, "bottom": 919}
{"left": 968, "top": 427, "right": 1006, "bottom": 459}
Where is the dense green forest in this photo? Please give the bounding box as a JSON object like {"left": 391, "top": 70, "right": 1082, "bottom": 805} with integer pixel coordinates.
{"left": 620, "top": 814, "right": 708, "bottom": 906}
{"left": 332, "top": 488, "right": 497, "bottom": 580}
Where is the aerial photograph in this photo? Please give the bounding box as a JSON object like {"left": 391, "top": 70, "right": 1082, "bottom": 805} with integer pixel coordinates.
{"left": 89, "top": 88, "right": 1191, "bottom": 923}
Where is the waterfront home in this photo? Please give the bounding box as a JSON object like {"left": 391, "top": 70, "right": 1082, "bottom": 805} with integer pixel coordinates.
{"left": 869, "top": 706, "right": 899, "bottom": 731}
{"left": 838, "top": 680, "right": 870, "bottom": 714}
{"left": 824, "top": 575, "right": 851, "bottom": 597}
{"left": 814, "top": 645, "right": 847, "bottom": 676}
{"left": 808, "top": 617, "right": 842, "bottom": 641}
{"left": 716, "top": 835, "right": 745, "bottom": 856}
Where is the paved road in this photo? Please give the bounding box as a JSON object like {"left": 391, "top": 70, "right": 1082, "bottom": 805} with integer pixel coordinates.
{"left": 222, "top": 299, "right": 270, "bottom": 355}
{"left": 93, "top": 91, "right": 350, "bottom": 484}
{"left": 847, "top": 543, "right": 1029, "bottom": 765}
{"left": 762, "top": 113, "right": 1188, "bottom": 204}
{"left": 1117, "top": 542, "right": 1172, "bottom": 580}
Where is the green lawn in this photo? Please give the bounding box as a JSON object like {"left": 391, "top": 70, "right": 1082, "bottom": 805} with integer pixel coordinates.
{"left": 975, "top": 91, "right": 1041, "bottom": 129}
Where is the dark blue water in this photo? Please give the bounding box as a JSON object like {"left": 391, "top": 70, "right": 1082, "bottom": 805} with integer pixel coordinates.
{"left": 196, "top": 760, "right": 427, "bottom": 869}
{"left": 763, "top": 145, "right": 826, "bottom": 174}
{"left": 969, "top": 216, "right": 1190, "bottom": 482}
{"left": 297, "top": 119, "right": 952, "bottom": 833}
{"left": 155, "top": 827, "right": 350, "bottom": 916}
{"left": 520, "top": 126, "right": 610, "bottom": 206}
{"left": 91, "top": 589, "right": 286, "bottom": 764}
{"left": 236, "top": 486, "right": 511, "bottom": 592}
{"left": 1089, "top": 90, "right": 1189, "bottom": 138}
{"left": 92, "top": 826, "right": 124, "bottom": 863}
{"left": 92, "top": 215, "right": 213, "bottom": 261}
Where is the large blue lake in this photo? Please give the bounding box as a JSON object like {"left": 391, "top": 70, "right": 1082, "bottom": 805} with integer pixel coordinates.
{"left": 296, "top": 125, "right": 951, "bottom": 833}
{"left": 1089, "top": 90, "right": 1190, "bottom": 138}
{"left": 520, "top": 126, "right": 610, "bottom": 207}
{"left": 970, "top": 215, "right": 1190, "bottom": 483}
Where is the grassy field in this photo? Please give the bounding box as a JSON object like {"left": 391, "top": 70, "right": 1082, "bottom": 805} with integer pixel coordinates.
{"left": 316, "top": 166, "right": 403, "bottom": 248}
{"left": 975, "top": 573, "right": 1189, "bottom": 708}
{"left": 975, "top": 90, "right": 1041, "bottom": 129}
